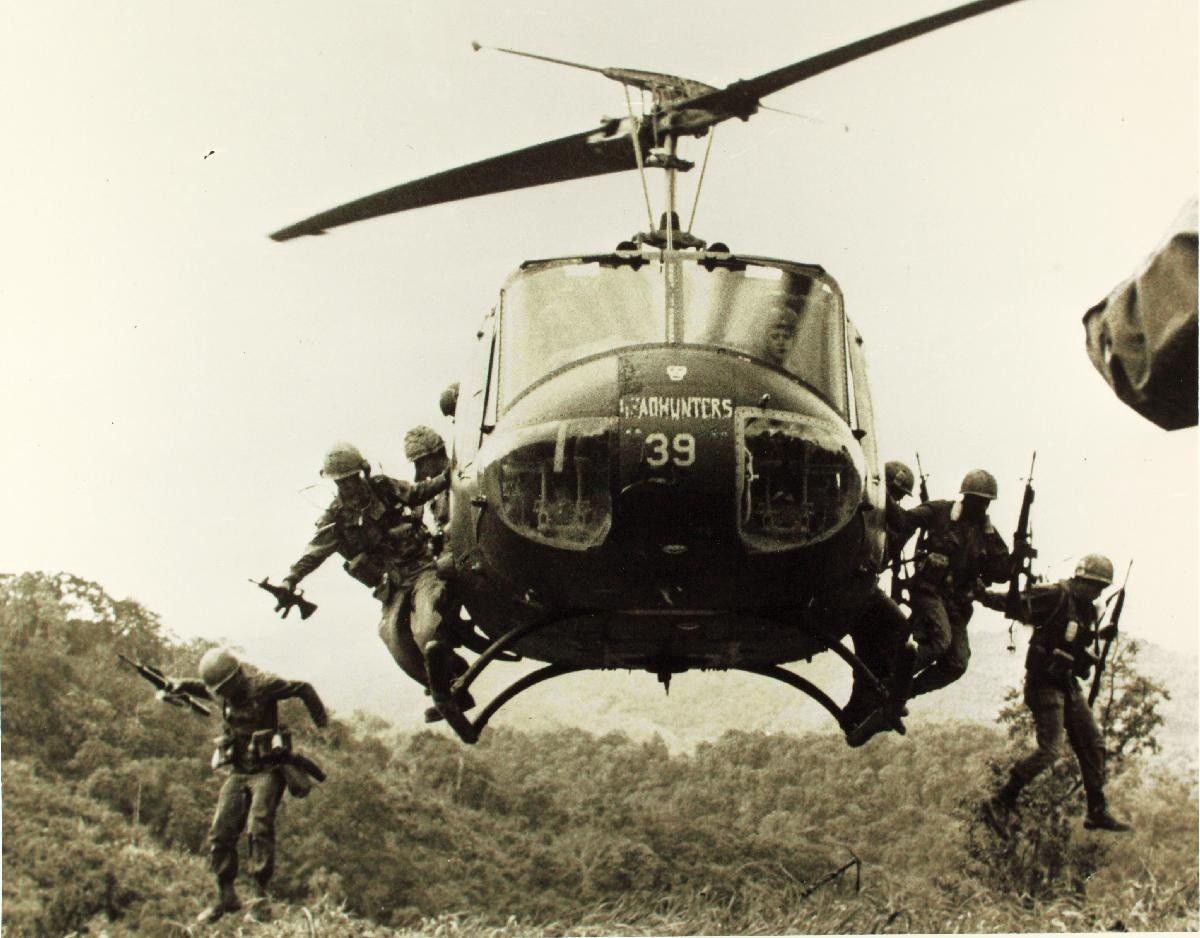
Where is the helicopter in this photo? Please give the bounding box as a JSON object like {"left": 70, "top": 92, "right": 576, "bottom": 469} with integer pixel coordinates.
{"left": 270, "top": 0, "right": 1029, "bottom": 744}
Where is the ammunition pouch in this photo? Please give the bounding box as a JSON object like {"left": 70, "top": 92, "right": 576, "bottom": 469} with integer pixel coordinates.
{"left": 281, "top": 763, "right": 314, "bottom": 798}
{"left": 345, "top": 552, "right": 386, "bottom": 591}
{"left": 1026, "top": 644, "right": 1075, "bottom": 683}
{"left": 1073, "top": 646, "right": 1099, "bottom": 680}
{"left": 281, "top": 752, "right": 326, "bottom": 798}
{"left": 250, "top": 727, "right": 293, "bottom": 765}
{"left": 912, "top": 552, "right": 951, "bottom": 592}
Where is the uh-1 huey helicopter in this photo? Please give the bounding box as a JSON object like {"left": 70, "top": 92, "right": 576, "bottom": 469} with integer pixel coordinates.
{"left": 270, "top": 0, "right": 1030, "bottom": 744}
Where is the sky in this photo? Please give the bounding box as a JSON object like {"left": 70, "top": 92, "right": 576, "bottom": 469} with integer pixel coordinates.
{"left": 2, "top": 0, "right": 1196, "bottom": 724}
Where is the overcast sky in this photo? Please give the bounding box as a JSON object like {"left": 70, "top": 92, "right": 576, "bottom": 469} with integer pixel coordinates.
{"left": 2, "top": 0, "right": 1195, "bottom": 721}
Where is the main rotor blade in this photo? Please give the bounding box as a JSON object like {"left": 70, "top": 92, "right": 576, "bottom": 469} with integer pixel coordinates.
{"left": 678, "top": 0, "right": 1027, "bottom": 121}
{"left": 270, "top": 122, "right": 649, "bottom": 241}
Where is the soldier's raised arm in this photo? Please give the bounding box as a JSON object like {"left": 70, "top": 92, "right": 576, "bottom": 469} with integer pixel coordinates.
{"left": 982, "top": 581, "right": 1062, "bottom": 624}
{"left": 258, "top": 675, "right": 330, "bottom": 728}
{"left": 378, "top": 470, "right": 450, "bottom": 509}
{"left": 978, "top": 521, "right": 1012, "bottom": 584}
{"left": 889, "top": 499, "right": 937, "bottom": 540}
{"left": 283, "top": 513, "right": 339, "bottom": 591}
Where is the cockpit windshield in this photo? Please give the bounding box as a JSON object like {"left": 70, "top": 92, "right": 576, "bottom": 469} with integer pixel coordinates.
{"left": 499, "top": 257, "right": 847, "bottom": 413}
{"left": 500, "top": 262, "right": 661, "bottom": 407}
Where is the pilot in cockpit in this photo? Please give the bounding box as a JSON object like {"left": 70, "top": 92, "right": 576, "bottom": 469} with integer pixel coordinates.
{"left": 763, "top": 305, "right": 800, "bottom": 367}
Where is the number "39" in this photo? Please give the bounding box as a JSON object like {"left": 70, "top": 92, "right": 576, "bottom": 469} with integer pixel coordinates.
{"left": 644, "top": 432, "right": 696, "bottom": 467}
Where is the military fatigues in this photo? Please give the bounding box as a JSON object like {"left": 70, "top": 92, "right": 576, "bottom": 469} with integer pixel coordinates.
{"left": 889, "top": 498, "right": 1010, "bottom": 697}
{"left": 842, "top": 584, "right": 910, "bottom": 729}
{"left": 176, "top": 666, "right": 328, "bottom": 895}
{"left": 1004, "top": 581, "right": 1107, "bottom": 798}
{"left": 286, "top": 473, "right": 451, "bottom": 688}
{"left": 841, "top": 494, "right": 916, "bottom": 728}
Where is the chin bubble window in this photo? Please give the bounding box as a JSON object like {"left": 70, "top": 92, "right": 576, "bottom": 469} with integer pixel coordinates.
{"left": 737, "top": 411, "right": 862, "bottom": 552}
{"left": 483, "top": 418, "right": 615, "bottom": 550}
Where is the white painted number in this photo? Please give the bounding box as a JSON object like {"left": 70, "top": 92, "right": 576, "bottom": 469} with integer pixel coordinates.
{"left": 673, "top": 433, "right": 695, "bottom": 467}
{"left": 644, "top": 432, "right": 696, "bottom": 467}
{"left": 644, "top": 432, "right": 670, "bottom": 467}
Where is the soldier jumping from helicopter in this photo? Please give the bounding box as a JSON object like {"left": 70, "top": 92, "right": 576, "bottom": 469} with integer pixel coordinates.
{"left": 167, "top": 648, "right": 329, "bottom": 925}
{"left": 280, "top": 442, "right": 473, "bottom": 723}
{"left": 894, "top": 468, "right": 1011, "bottom": 693}
{"left": 848, "top": 469, "right": 1010, "bottom": 745}
{"left": 840, "top": 461, "right": 921, "bottom": 740}
{"left": 403, "top": 424, "right": 475, "bottom": 723}
{"left": 979, "top": 554, "right": 1130, "bottom": 834}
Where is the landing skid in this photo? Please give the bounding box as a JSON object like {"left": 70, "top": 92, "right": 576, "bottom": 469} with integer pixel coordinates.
{"left": 428, "top": 621, "right": 906, "bottom": 746}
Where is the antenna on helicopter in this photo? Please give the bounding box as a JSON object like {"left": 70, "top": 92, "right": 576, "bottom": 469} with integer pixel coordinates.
{"left": 470, "top": 40, "right": 717, "bottom": 105}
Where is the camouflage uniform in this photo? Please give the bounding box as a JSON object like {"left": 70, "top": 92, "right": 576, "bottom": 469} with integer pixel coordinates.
{"left": 175, "top": 665, "right": 327, "bottom": 901}
{"left": 1002, "top": 581, "right": 1107, "bottom": 798}
{"left": 889, "top": 498, "right": 1010, "bottom": 697}
{"left": 841, "top": 490, "right": 916, "bottom": 729}
{"left": 285, "top": 472, "right": 450, "bottom": 688}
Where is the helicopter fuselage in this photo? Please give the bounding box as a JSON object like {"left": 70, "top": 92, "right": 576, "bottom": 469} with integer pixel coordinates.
{"left": 446, "top": 248, "right": 886, "bottom": 673}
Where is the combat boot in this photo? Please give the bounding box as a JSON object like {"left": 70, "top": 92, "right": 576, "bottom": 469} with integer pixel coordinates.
{"left": 424, "top": 689, "right": 476, "bottom": 723}
{"left": 241, "top": 881, "right": 272, "bottom": 923}
{"left": 1084, "top": 792, "right": 1131, "bottom": 832}
{"left": 196, "top": 882, "right": 241, "bottom": 924}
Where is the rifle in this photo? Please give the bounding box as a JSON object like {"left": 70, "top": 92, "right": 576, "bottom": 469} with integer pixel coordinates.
{"left": 1004, "top": 452, "right": 1037, "bottom": 621}
{"left": 252, "top": 578, "right": 318, "bottom": 620}
{"left": 915, "top": 452, "right": 930, "bottom": 504}
{"left": 1089, "top": 560, "right": 1132, "bottom": 707}
{"left": 116, "top": 653, "right": 211, "bottom": 717}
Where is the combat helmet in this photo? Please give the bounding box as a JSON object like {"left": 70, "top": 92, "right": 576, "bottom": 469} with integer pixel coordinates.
{"left": 199, "top": 648, "right": 241, "bottom": 692}
{"left": 1074, "top": 553, "right": 1114, "bottom": 585}
{"left": 959, "top": 469, "right": 998, "bottom": 500}
{"left": 885, "top": 460, "right": 915, "bottom": 498}
{"left": 404, "top": 425, "right": 445, "bottom": 462}
{"left": 321, "top": 442, "right": 368, "bottom": 480}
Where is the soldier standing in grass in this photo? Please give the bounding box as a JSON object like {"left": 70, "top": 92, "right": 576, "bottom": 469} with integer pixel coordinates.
{"left": 169, "top": 648, "right": 329, "bottom": 924}
{"left": 980, "top": 554, "right": 1130, "bottom": 834}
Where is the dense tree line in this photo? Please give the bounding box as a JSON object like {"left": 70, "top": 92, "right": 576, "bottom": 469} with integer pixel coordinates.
{"left": 2, "top": 572, "right": 1196, "bottom": 935}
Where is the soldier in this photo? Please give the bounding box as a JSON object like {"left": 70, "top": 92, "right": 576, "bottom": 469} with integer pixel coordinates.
{"left": 980, "top": 554, "right": 1130, "bottom": 833}
{"left": 883, "top": 460, "right": 917, "bottom": 567}
{"left": 405, "top": 425, "right": 450, "bottom": 533}
{"left": 403, "top": 425, "right": 471, "bottom": 724}
{"left": 889, "top": 468, "right": 1011, "bottom": 698}
{"left": 280, "top": 442, "right": 471, "bottom": 721}
{"left": 169, "top": 648, "right": 328, "bottom": 924}
{"left": 840, "top": 460, "right": 919, "bottom": 744}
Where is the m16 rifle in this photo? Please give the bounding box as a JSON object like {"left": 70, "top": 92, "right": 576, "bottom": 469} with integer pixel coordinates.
{"left": 252, "top": 578, "right": 318, "bottom": 619}
{"left": 1004, "top": 452, "right": 1037, "bottom": 649}
{"left": 116, "top": 653, "right": 211, "bottom": 717}
{"left": 915, "top": 452, "right": 930, "bottom": 504}
{"left": 1089, "top": 560, "right": 1132, "bottom": 707}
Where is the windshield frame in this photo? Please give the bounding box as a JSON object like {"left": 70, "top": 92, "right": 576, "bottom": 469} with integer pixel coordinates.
{"left": 496, "top": 252, "right": 850, "bottom": 418}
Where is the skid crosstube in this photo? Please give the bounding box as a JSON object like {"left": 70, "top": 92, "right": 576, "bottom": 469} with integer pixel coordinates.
{"left": 427, "top": 620, "right": 905, "bottom": 745}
